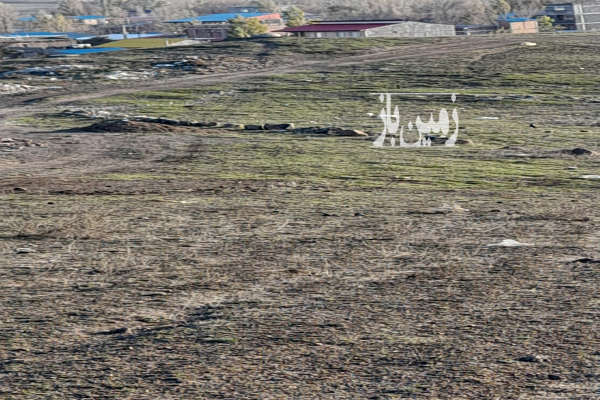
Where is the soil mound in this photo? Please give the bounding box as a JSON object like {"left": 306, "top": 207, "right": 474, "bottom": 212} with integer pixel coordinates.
{"left": 82, "top": 119, "right": 193, "bottom": 133}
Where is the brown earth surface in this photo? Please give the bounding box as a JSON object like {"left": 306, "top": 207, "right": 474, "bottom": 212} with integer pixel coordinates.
{"left": 0, "top": 35, "right": 599, "bottom": 399}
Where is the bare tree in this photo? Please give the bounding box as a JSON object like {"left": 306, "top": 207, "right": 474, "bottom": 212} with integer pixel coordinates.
{"left": 147, "top": 0, "right": 550, "bottom": 24}
{"left": 0, "top": 1, "right": 16, "bottom": 32}
{"left": 58, "top": 0, "right": 86, "bottom": 16}
{"left": 32, "top": 11, "right": 74, "bottom": 31}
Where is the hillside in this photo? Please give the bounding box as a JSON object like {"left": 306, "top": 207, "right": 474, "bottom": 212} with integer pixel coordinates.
{"left": 1, "top": 34, "right": 599, "bottom": 399}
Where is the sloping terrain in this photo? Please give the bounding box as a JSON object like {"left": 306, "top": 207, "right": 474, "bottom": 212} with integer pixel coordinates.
{"left": 0, "top": 34, "right": 599, "bottom": 399}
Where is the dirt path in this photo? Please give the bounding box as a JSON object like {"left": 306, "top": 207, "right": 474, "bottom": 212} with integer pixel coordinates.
{"left": 0, "top": 36, "right": 522, "bottom": 123}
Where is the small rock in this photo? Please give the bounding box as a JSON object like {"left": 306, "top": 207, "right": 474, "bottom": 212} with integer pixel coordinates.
{"left": 13, "top": 187, "right": 27, "bottom": 192}
{"left": 488, "top": 239, "right": 533, "bottom": 247}
{"left": 570, "top": 148, "right": 593, "bottom": 156}
{"left": 244, "top": 124, "right": 265, "bottom": 131}
{"left": 156, "top": 118, "right": 180, "bottom": 126}
{"left": 547, "top": 374, "right": 561, "bottom": 381}
{"left": 328, "top": 128, "right": 369, "bottom": 137}
{"left": 15, "top": 248, "right": 35, "bottom": 254}
{"left": 565, "top": 257, "right": 600, "bottom": 264}
{"left": 516, "top": 355, "right": 540, "bottom": 363}
{"left": 292, "top": 127, "right": 329, "bottom": 135}
{"left": 264, "top": 123, "right": 295, "bottom": 131}
{"left": 580, "top": 175, "right": 600, "bottom": 180}
{"left": 93, "top": 327, "right": 128, "bottom": 335}
{"left": 190, "top": 121, "right": 217, "bottom": 127}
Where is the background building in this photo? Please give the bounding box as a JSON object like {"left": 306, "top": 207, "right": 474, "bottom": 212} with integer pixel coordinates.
{"left": 537, "top": 1, "right": 600, "bottom": 31}
{"left": 497, "top": 13, "right": 539, "bottom": 33}
{"left": 69, "top": 15, "right": 107, "bottom": 26}
{"left": 169, "top": 12, "right": 284, "bottom": 41}
{"left": 279, "top": 20, "right": 456, "bottom": 38}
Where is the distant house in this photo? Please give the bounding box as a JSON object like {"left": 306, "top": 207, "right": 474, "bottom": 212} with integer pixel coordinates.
{"left": 167, "top": 12, "right": 285, "bottom": 41}
{"left": 536, "top": 1, "right": 600, "bottom": 31}
{"left": 497, "top": 13, "right": 539, "bottom": 33}
{"left": 69, "top": 15, "right": 107, "bottom": 26}
{"left": 278, "top": 20, "right": 456, "bottom": 38}
{"left": 227, "top": 6, "right": 263, "bottom": 13}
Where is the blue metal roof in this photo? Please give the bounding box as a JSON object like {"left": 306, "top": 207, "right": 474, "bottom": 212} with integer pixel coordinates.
{"left": 71, "top": 32, "right": 163, "bottom": 41}
{"left": 103, "top": 33, "right": 164, "bottom": 40}
{"left": 3, "top": 31, "right": 68, "bottom": 38}
{"left": 49, "top": 47, "right": 126, "bottom": 55}
{"left": 69, "top": 15, "right": 106, "bottom": 20}
{"left": 498, "top": 12, "right": 535, "bottom": 22}
{"left": 2, "top": 31, "right": 94, "bottom": 39}
{"left": 166, "top": 12, "right": 271, "bottom": 23}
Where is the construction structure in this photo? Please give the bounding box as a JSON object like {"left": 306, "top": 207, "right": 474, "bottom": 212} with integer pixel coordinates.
{"left": 278, "top": 20, "right": 456, "bottom": 38}
{"left": 167, "top": 12, "right": 284, "bottom": 41}
{"left": 538, "top": 1, "right": 600, "bottom": 31}
{"left": 497, "top": 13, "right": 539, "bottom": 34}
{"left": 69, "top": 15, "right": 107, "bottom": 26}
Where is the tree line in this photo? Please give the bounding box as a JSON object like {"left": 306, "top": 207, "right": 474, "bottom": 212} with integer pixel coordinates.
{"left": 0, "top": 0, "right": 552, "bottom": 33}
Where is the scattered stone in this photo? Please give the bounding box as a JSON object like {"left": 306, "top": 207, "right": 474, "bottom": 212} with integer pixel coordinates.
{"left": 14, "top": 248, "right": 35, "bottom": 254}
{"left": 0, "top": 138, "right": 43, "bottom": 152}
{"left": 548, "top": 374, "right": 561, "bottom": 381}
{"left": 174, "top": 120, "right": 195, "bottom": 127}
{"left": 190, "top": 121, "right": 218, "bottom": 128}
{"left": 580, "top": 175, "right": 600, "bottom": 180}
{"left": 521, "top": 42, "right": 537, "bottom": 47}
{"left": 155, "top": 117, "right": 181, "bottom": 126}
{"left": 565, "top": 148, "right": 593, "bottom": 156}
{"left": 106, "top": 71, "right": 153, "bottom": 80}
{"left": 244, "top": 124, "right": 265, "bottom": 131}
{"left": 488, "top": 239, "right": 534, "bottom": 247}
{"left": 292, "top": 127, "right": 330, "bottom": 135}
{"left": 264, "top": 123, "right": 295, "bottom": 131}
{"left": 13, "top": 187, "right": 27, "bottom": 192}
{"left": 427, "top": 136, "right": 473, "bottom": 146}
{"left": 327, "top": 127, "right": 369, "bottom": 137}
{"left": 93, "top": 327, "right": 129, "bottom": 335}
{"left": 565, "top": 257, "right": 600, "bottom": 264}
{"left": 0, "top": 83, "right": 43, "bottom": 95}
{"left": 81, "top": 120, "right": 194, "bottom": 133}
{"left": 516, "top": 355, "right": 541, "bottom": 363}
{"left": 455, "top": 138, "right": 474, "bottom": 145}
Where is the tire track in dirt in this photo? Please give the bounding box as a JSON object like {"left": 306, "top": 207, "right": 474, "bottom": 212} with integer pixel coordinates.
{"left": 0, "top": 37, "right": 521, "bottom": 124}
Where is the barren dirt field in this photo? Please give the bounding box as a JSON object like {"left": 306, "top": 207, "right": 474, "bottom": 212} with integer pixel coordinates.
{"left": 1, "top": 35, "right": 599, "bottom": 399}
